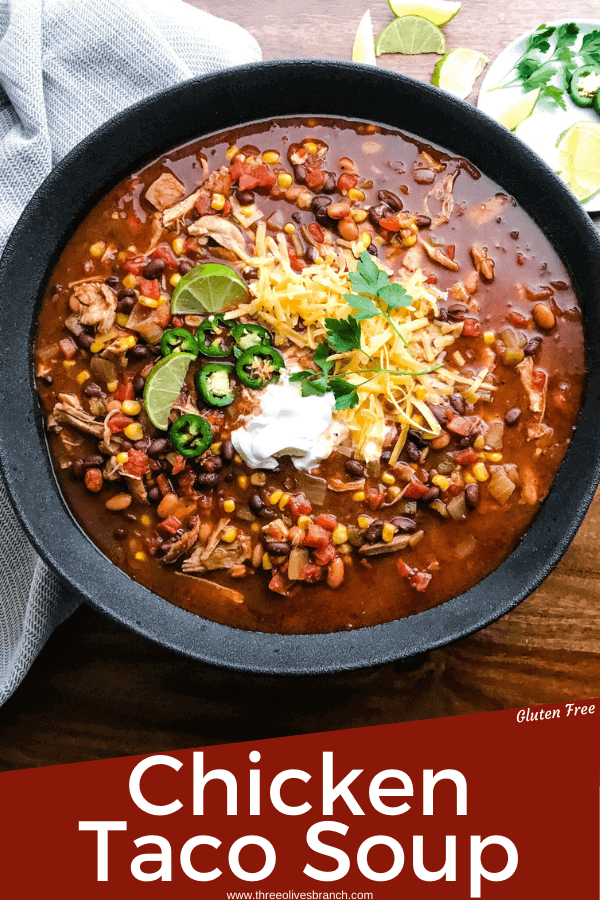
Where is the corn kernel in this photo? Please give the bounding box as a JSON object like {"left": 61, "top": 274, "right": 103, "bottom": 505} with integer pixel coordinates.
{"left": 234, "top": 454, "right": 242, "bottom": 464}
{"left": 222, "top": 526, "right": 237, "bottom": 543}
{"left": 269, "top": 489, "right": 283, "bottom": 506}
{"left": 382, "top": 472, "right": 396, "bottom": 486}
{"left": 472, "top": 462, "right": 489, "bottom": 482}
{"left": 226, "top": 145, "right": 239, "bottom": 160}
{"left": 210, "top": 442, "right": 222, "bottom": 454}
{"left": 116, "top": 313, "right": 130, "bottom": 327}
{"left": 432, "top": 474, "right": 450, "bottom": 491}
{"left": 170, "top": 273, "right": 181, "bottom": 287}
{"left": 402, "top": 234, "right": 417, "bottom": 247}
{"left": 90, "top": 340, "right": 105, "bottom": 353}
{"left": 332, "top": 524, "right": 348, "bottom": 545}
{"left": 124, "top": 422, "right": 144, "bottom": 441}
{"left": 262, "top": 150, "right": 280, "bottom": 164}
{"left": 304, "top": 141, "right": 318, "bottom": 154}
{"left": 278, "top": 172, "right": 293, "bottom": 189}
{"left": 117, "top": 251, "right": 128, "bottom": 261}
{"left": 122, "top": 274, "right": 137, "bottom": 289}
{"left": 107, "top": 380, "right": 119, "bottom": 393}
{"left": 76, "top": 369, "right": 90, "bottom": 384}
{"left": 297, "top": 515, "right": 312, "bottom": 529}
{"left": 239, "top": 205, "right": 254, "bottom": 218}
{"left": 237, "top": 475, "right": 248, "bottom": 490}
{"left": 116, "top": 452, "right": 129, "bottom": 465}
{"left": 122, "top": 399, "right": 141, "bottom": 416}
{"left": 262, "top": 552, "right": 272, "bottom": 570}
{"left": 62, "top": 360, "right": 76, "bottom": 368}
{"left": 338, "top": 543, "right": 353, "bottom": 555}
{"left": 348, "top": 188, "right": 365, "bottom": 202}
{"left": 134, "top": 551, "right": 147, "bottom": 562}
{"left": 486, "top": 452, "right": 503, "bottom": 463}
{"left": 473, "top": 435, "right": 486, "bottom": 451}
{"left": 352, "top": 209, "right": 368, "bottom": 223}
{"left": 140, "top": 514, "right": 152, "bottom": 527}
{"left": 90, "top": 240, "right": 105, "bottom": 258}
{"left": 251, "top": 522, "right": 261, "bottom": 533}
{"left": 172, "top": 237, "right": 186, "bottom": 256}
{"left": 139, "top": 295, "right": 158, "bottom": 308}
{"left": 387, "top": 486, "right": 401, "bottom": 499}
{"left": 415, "top": 385, "right": 428, "bottom": 401}
{"left": 118, "top": 335, "right": 137, "bottom": 350}
{"left": 359, "top": 231, "right": 372, "bottom": 247}
{"left": 158, "top": 295, "right": 169, "bottom": 305}
{"left": 353, "top": 491, "right": 366, "bottom": 503}
{"left": 211, "top": 192, "right": 226, "bottom": 211}
{"left": 373, "top": 235, "right": 385, "bottom": 245}
{"left": 223, "top": 499, "right": 236, "bottom": 514}
{"left": 382, "top": 522, "right": 396, "bottom": 543}
{"left": 357, "top": 515, "right": 372, "bottom": 529}
{"left": 464, "top": 391, "right": 478, "bottom": 405}
{"left": 279, "top": 493, "right": 291, "bottom": 510}
{"left": 284, "top": 223, "right": 296, "bottom": 234}
{"left": 250, "top": 472, "right": 267, "bottom": 487}
{"left": 464, "top": 472, "right": 477, "bottom": 484}
{"left": 483, "top": 330, "right": 496, "bottom": 344}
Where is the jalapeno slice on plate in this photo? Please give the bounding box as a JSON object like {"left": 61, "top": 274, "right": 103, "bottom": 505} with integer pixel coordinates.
{"left": 236, "top": 344, "right": 285, "bottom": 389}
{"left": 197, "top": 313, "right": 232, "bottom": 358}
{"left": 160, "top": 327, "right": 199, "bottom": 357}
{"left": 169, "top": 414, "right": 213, "bottom": 457}
{"left": 231, "top": 322, "right": 273, "bottom": 357}
{"left": 569, "top": 66, "right": 600, "bottom": 108}
{"left": 196, "top": 362, "right": 235, "bottom": 407}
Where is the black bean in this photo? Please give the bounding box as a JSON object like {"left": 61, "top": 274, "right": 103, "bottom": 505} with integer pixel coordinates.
{"left": 134, "top": 437, "right": 151, "bottom": 451}
{"left": 77, "top": 333, "right": 95, "bottom": 350}
{"left": 366, "top": 243, "right": 378, "bottom": 257}
{"left": 420, "top": 486, "right": 440, "bottom": 503}
{"left": 243, "top": 267, "right": 259, "bottom": 281}
{"left": 368, "top": 202, "right": 392, "bottom": 226}
{"left": 447, "top": 303, "right": 468, "bottom": 321}
{"left": 143, "top": 258, "right": 165, "bottom": 280}
{"left": 221, "top": 440, "right": 235, "bottom": 462}
{"left": 291, "top": 211, "right": 302, "bottom": 224}
{"left": 524, "top": 336, "right": 542, "bottom": 356}
{"left": 236, "top": 189, "right": 255, "bottom": 206}
{"left": 505, "top": 407, "right": 522, "bottom": 427}
{"left": 265, "top": 540, "right": 292, "bottom": 555}
{"left": 224, "top": 471, "right": 234, "bottom": 483}
{"left": 120, "top": 440, "right": 133, "bottom": 451}
{"left": 249, "top": 493, "right": 265, "bottom": 514}
{"left": 305, "top": 246, "right": 319, "bottom": 264}
{"left": 132, "top": 375, "right": 144, "bottom": 395}
{"left": 406, "top": 441, "right": 421, "bottom": 462}
{"left": 39, "top": 374, "right": 53, "bottom": 386}
{"left": 196, "top": 472, "right": 219, "bottom": 487}
{"left": 436, "top": 308, "right": 449, "bottom": 323}
{"left": 202, "top": 455, "right": 223, "bottom": 473}
{"left": 345, "top": 459, "right": 365, "bottom": 478}
{"left": 284, "top": 474, "right": 297, "bottom": 492}
{"left": 458, "top": 434, "right": 474, "bottom": 448}
{"left": 83, "top": 381, "right": 103, "bottom": 398}
{"left": 322, "top": 173, "right": 337, "bottom": 194}
{"left": 83, "top": 453, "right": 104, "bottom": 468}
{"left": 428, "top": 404, "right": 448, "bottom": 425}
{"left": 117, "top": 295, "right": 135, "bottom": 314}
{"left": 113, "top": 528, "right": 126, "bottom": 540}
{"left": 105, "top": 275, "right": 120, "bottom": 288}
{"left": 415, "top": 214, "right": 432, "bottom": 229}
{"left": 390, "top": 516, "right": 417, "bottom": 533}
{"left": 380, "top": 450, "right": 392, "bottom": 464}
{"left": 365, "top": 521, "right": 384, "bottom": 543}
{"left": 465, "top": 483, "right": 480, "bottom": 509}
{"left": 149, "top": 459, "right": 161, "bottom": 472}
{"left": 147, "top": 438, "right": 168, "bottom": 457}
{"left": 378, "top": 189, "right": 403, "bottom": 211}
{"left": 311, "top": 196, "right": 332, "bottom": 214}
{"left": 179, "top": 259, "right": 193, "bottom": 275}
{"left": 293, "top": 163, "right": 307, "bottom": 184}
{"left": 130, "top": 345, "right": 148, "bottom": 361}
{"left": 118, "top": 287, "right": 136, "bottom": 300}
{"left": 407, "top": 429, "right": 427, "bottom": 448}
{"left": 72, "top": 459, "right": 84, "bottom": 479}
{"left": 148, "top": 487, "right": 161, "bottom": 503}
{"left": 449, "top": 393, "right": 466, "bottom": 415}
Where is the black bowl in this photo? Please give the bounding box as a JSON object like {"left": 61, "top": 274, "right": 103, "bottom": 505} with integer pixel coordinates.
{"left": 1, "top": 60, "right": 600, "bottom": 674}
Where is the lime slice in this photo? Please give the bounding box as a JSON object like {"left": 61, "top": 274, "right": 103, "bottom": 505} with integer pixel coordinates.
{"left": 376, "top": 15, "right": 446, "bottom": 56}
{"left": 431, "top": 48, "right": 488, "bottom": 100}
{"left": 352, "top": 10, "right": 377, "bottom": 65}
{"left": 492, "top": 88, "right": 541, "bottom": 132}
{"left": 388, "top": 0, "right": 461, "bottom": 26}
{"left": 143, "top": 351, "right": 196, "bottom": 430}
{"left": 556, "top": 121, "right": 600, "bottom": 203}
{"left": 171, "top": 262, "right": 247, "bottom": 315}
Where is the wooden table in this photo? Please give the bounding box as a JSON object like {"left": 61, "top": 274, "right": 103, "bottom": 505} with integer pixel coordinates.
{"left": 1, "top": 0, "right": 599, "bottom": 770}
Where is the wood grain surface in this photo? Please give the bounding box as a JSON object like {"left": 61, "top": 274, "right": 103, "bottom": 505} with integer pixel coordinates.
{"left": 1, "top": 0, "right": 599, "bottom": 770}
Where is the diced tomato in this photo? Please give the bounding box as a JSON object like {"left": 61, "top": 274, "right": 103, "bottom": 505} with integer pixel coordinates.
{"left": 455, "top": 448, "right": 479, "bottom": 466}
{"left": 337, "top": 172, "right": 359, "bottom": 194}
{"left": 198, "top": 493, "right": 214, "bottom": 509}
{"left": 424, "top": 274, "right": 438, "bottom": 285}
{"left": 308, "top": 223, "right": 325, "bottom": 244}
{"left": 171, "top": 454, "right": 185, "bottom": 475}
{"left": 447, "top": 416, "right": 472, "bottom": 436}
{"left": 194, "top": 192, "right": 213, "bottom": 216}
{"left": 151, "top": 246, "right": 178, "bottom": 268}
{"left": 178, "top": 469, "right": 197, "bottom": 496}
{"left": 108, "top": 414, "right": 134, "bottom": 434}
{"left": 124, "top": 448, "right": 151, "bottom": 477}
{"left": 157, "top": 474, "right": 172, "bottom": 496}
{"left": 126, "top": 213, "right": 141, "bottom": 233}
{"left": 223, "top": 200, "right": 232, "bottom": 216}
{"left": 404, "top": 479, "right": 430, "bottom": 499}
{"left": 268, "top": 570, "right": 289, "bottom": 595}
{"left": 139, "top": 277, "right": 161, "bottom": 300}
{"left": 532, "top": 368, "right": 547, "bottom": 390}
{"left": 366, "top": 487, "right": 385, "bottom": 511}
{"left": 152, "top": 302, "right": 172, "bottom": 328}
{"left": 124, "top": 256, "right": 145, "bottom": 276}
{"left": 228, "top": 157, "right": 249, "bottom": 184}
{"left": 409, "top": 571, "right": 433, "bottom": 592}
{"left": 306, "top": 167, "right": 325, "bottom": 190}
{"left": 552, "top": 389, "right": 569, "bottom": 411}
{"left": 203, "top": 409, "right": 225, "bottom": 432}
{"left": 397, "top": 559, "right": 413, "bottom": 578}
{"left": 235, "top": 162, "right": 276, "bottom": 191}
{"left": 509, "top": 311, "right": 530, "bottom": 328}
{"left": 59, "top": 337, "right": 78, "bottom": 359}
{"left": 446, "top": 245, "right": 455, "bottom": 260}
{"left": 157, "top": 515, "right": 181, "bottom": 536}
{"left": 461, "top": 318, "right": 481, "bottom": 338}
{"left": 379, "top": 216, "right": 401, "bottom": 232}
{"left": 171, "top": 316, "right": 184, "bottom": 329}
{"left": 314, "top": 543, "right": 337, "bottom": 566}
{"left": 287, "top": 492, "right": 312, "bottom": 519}
{"left": 315, "top": 513, "right": 337, "bottom": 532}
{"left": 115, "top": 382, "right": 135, "bottom": 402}
{"left": 303, "top": 523, "right": 330, "bottom": 551}
{"left": 184, "top": 237, "right": 198, "bottom": 253}
{"left": 289, "top": 254, "right": 305, "bottom": 273}
{"left": 299, "top": 562, "right": 323, "bottom": 583}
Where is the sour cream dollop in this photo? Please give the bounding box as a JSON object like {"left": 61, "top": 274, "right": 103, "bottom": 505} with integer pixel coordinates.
{"left": 232, "top": 374, "right": 343, "bottom": 472}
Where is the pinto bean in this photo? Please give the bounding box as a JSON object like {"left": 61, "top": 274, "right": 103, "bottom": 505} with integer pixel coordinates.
{"left": 505, "top": 407, "right": 522, "bottom": 427}
{"left": 532, "top": 303, "right": 555, "bottom": 330}
{"left": 431, "top": 432, "right": 450, "bottom": 450}
{"left": 465, "top": 483, "right": 480, "bottom": 509}
{"left": 252, "top": 543, "right": 263, "bottom": 568}
{"left": 105, "top": 493, "right": 132, "bottom": 511}
{"left": 327, "top": 556, "right": 345, "bottom": 589}
{"left": 157, "top": 493, "right": 179, "bottom": 519}
{"left": 338, "top": 215, "right": 359, "bottom": 241}
{"left": 327, "top": 201, "right": 351, "bottom": 220}
{"left": 221, "top": 440, "right": 235, "bottom": 462}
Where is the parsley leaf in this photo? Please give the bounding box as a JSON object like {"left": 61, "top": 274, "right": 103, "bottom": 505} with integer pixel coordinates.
{"left": 325, "top": 316, "right": 362, "bottom": 353}
{"left": 543, "top": 83, "right": 567, "bottom": 110}
{"left": 329, "top": 378, "right": 359, "bottom": 410}
{"left": 556, "top": 22, "right": 579, "bottom": 48}
{"left": 313, "top": 342, "right": 334, "bottom": 374}
{"left": 289, "top": 370, "right": 312, "bottom": 383}
{"left": 300, "top": 375, "right": 328, "bottom": 397}
{"left": 348, "top": 271, "right": 376, "bottom": 296}
{"left": 346, "top": 293, "right": 379, "bottom": 320}
{"left": 379, "top": 283, "right": 412, "bottom": 309}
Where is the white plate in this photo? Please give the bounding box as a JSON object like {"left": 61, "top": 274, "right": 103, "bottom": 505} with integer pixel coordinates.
{"left": 478, "top": 19, "right": 600, "bottom": 213}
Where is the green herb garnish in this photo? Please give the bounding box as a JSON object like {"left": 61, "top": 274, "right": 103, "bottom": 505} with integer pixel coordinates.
{"left": 290, "top": 251, "right": 441, "bottom": 411}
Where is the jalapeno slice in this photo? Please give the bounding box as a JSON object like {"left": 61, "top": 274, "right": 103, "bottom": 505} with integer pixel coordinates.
{"left": 197, "top": 314, "right": 232, "bottom": 358}
{"left": 231, "top": 323, "right": 273, "bottom": 357}
{"left": 235, "top": 344, "right": 285, "bottom": 389}
{"left": 169, "top": 414, "right": 213, "bottom": 457}
{"left": 569, "top": 65, "right": 600, "bottom": 107}
{"left": 160, "top": 328, "right": 199, "bottom": 357}
{"left": 196, "top": 363, "right": 235, "bottom": 408}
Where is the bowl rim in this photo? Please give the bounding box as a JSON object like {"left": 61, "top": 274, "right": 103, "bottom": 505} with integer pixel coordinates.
{"left": 1, "top": 58, "right": 599, "bottom": 674}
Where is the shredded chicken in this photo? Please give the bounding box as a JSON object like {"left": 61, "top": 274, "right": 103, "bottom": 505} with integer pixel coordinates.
{"left": 423, "top": 171, "right": 458, "bottom": 228}
{"left": 128, "top": 478, "right": 149, "bottom": 505}
{"left": 520, "top": 466, "right": 540, "bottom": 505}
{"left": 183, "top": 535, "right": 252, "bottom": 573}
{"left": 162, "top": 517, "right": 201, "bottom": 564}
{"left": 466, "top": 194, "right": 511, "bottom": 227}
{"left": 188, "top": 216, "right": 246, "bottom": 255}
{"left": 470, "top": 244, "right": 495, "bottom": 282}
{"left": 162, "top": 187, "right": 203, "bottom": 228}
{"left": 419, "top": 238, "right": 459, "bottom": 271}
{"left": 517, "top": 357, "right": 547, "bottom": 417}
{"left": 70, "top": 282, "right": 117, "bottom": 334}
{"left": 328, "top": 478, "right": 366, "bottom": 492}
{"left": 145, "top": 172, "right": 185, "bottom": 211}
{"left": 49, "top": 393, "right": 104, "bottom": 438}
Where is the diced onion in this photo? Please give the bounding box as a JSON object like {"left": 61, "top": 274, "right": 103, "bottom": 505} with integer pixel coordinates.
{"left": 288, "top": 547, "right": 309, "bottom": 581}
{"left": 485, "top": 420, "right": 504, "bottom": 450}
{"left": 447, "top": 492, "right": 467, "bottom": 520}
{"left": 488, "top": 467, "right": 516, "bottom": 504}
{"left": 296, "top": 471, "right": 327, "bottom": 506}
{"left": 91, "top": 356, "right": 117, "bottom": 384}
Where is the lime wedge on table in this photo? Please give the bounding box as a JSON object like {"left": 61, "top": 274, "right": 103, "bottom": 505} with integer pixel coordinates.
{"left": 431, "top": 48, "right": 488, "bottom": 100}
{"left": 143, "top": 352, "right": 196, "bottom": 431}
{"left": 352, "top": 10, "right": 377, "bottom": 65}
{"left": 556, "top": 121, "right": 600, "bottom": 203}
{"left": 388, "top": 0, "right": 461, "bottom": 26}
{"left": 171, "top": 262, "right": 247, "bottom": 315}
{"left": 376, "top": 15, "right": 446, "bottom": 56}
{"left": 493, "top": 88, "right": 541, "bottom": 132}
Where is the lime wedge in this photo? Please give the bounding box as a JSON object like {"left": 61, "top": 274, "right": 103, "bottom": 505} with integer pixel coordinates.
{"left": 388, "top": 0, "right": 461, "bottom": 26}
{"left": 171, "top": 262, "right": 247, "bottom": 315}
{"left": 492, "top": 88, "right": 541, "bottom": 132}
{"left": 376, "top": 15, "right": 446, "bottom": 56}
{"left": 431, "top": 48, "right": 488, "bottom": 100}
{"left": 556, "top": 121, "right": 600, "bottom": 203}
{"left": 352, "top": 10, "right": 377, "bottom": 65}
{"left": 143, "top": 351, "right": 196, "bottom": 430}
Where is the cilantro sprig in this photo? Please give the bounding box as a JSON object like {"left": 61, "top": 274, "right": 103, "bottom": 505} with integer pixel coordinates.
{"left": 289, "top": 252, "right": 441, "bottom": 411}
{"left": 491, "top": 23, "right": 600, "bottom": 111}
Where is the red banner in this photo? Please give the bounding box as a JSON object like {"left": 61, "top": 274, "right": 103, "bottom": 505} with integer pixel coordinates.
{"left": 1, "top": 700, "right": 597, "bottom": 897}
